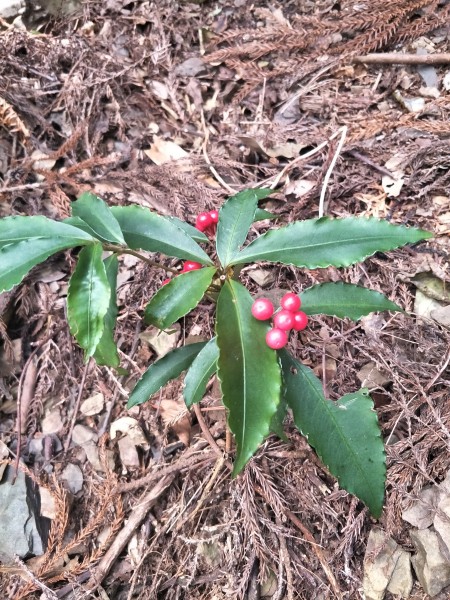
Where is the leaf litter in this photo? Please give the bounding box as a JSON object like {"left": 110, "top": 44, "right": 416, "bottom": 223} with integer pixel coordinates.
{"left": 0, "top": 0, "right": 450, "bottom": 598}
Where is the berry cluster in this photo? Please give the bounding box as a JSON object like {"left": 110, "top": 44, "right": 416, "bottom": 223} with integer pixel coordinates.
{"left": 251, "top": 292, "right": 308, "bottom": 349}
{"left": 195, "top": 209, "right": 219, "bottom": 234}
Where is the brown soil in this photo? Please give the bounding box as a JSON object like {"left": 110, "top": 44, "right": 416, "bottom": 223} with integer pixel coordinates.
{"left": 0, "top": 1, "right": 449, "bottom": 599}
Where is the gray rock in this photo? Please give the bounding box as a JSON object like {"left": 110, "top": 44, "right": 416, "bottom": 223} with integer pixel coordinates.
{"left": 175, "top": 57, "right": 206, "bottom": 77}
{"left": 80, "top": 392, "right": 104, "bottom": 416}
{"left": 117, "top": 435, "right": 140, "bottom": 469}
{"left": 402, "top": 485, "right": 440, "bottom": 529}
{"left": 0, "top": 465, "right": 46, "bottom": 560}
{"left": 72, "top": 424, "right": 98, "bottom": 445}
{"left": 248, "top": 268, "right": 276, "bottom": 288}
{"left": 387, "top": 549, "right": 413, "bottom": 597}
{"left": 41, "top": 408, "right": 64, "bottom": 434}
{"left": 435, "top": 496, "right": 450, "bottom": 556}
{"left": 410, "top": 528, "right": 450, "bottom": 597}
{"left": 61, "top": 463, "right": 84, "bottom": 494}
{"left": 363, "top": 528, "right": 400, "bottom": 600}
{"left": 430, "top": 305, "right": 450, "bottom": 328}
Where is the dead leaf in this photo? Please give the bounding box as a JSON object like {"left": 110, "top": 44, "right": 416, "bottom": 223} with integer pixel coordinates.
{"left": 144, "top": 136, "right": 188, "bottom": 165}
{"left": 160, "top": 398, "right": 191, "bottom": 446}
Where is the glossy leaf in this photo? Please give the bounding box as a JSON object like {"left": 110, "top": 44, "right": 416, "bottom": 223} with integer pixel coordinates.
{"left": 111, "top": 205, "right": 213, "bottom": 265}
{"left": 216, "top": 188, "right": 272, "bottom": 268}
{"left": 254, "top": 208, "right": 276, "bottom": 221}
{"left": 71, "top": 192, "right": 126, "bottom": 245}
{"left": 127, "top": 342, "right": 207, "bottom": 408}
{"left": 232, "top": 217, "right": 432, "bottom": 267}
{"left": 269, "top": 395, "right": 288, "bottom": 441}
{"left": 145, "top": 267, "right": 216, "bottom": 329}
{"left": 0, "top": 215, "right": 94, "bottom": 249}
{"left": 300, "top": 282, "right": 403, "bottom": 320}
{"left": 93, "top": 255, "right": 120, "bottom": 367}
{"left": 67, "top": 243, "right": 111, "bottom": 358}
{"left": 0, "top": 237, "right": 92, "bottom": 293}
{"left": 280, "top": 350, "right": 386, "bottom": 518}
{"left": 216, "top": 279, "right": 281, "bottom": 476}
{"left": 183, "top": 337, "right": 219, "bottom": 407}
{"left": 167, "top": 216, "right": 209, "bottom": 243}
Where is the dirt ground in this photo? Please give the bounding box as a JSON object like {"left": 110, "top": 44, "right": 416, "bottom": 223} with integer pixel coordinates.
{"left": 0, "top": 1, "right": 450, "bottom": 598}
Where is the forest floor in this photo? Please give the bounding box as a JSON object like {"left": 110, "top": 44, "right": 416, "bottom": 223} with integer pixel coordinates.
{"left": 0, "top": 1, "right": 450, "bottom": 599}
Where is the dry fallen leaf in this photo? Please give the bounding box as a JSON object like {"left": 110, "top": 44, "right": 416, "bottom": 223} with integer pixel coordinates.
{"left": 160, "top": 398, "right": 191, "bottom": 446}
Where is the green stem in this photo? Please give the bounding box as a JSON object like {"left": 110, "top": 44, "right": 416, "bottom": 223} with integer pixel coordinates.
{"left": 103, "top": 244, "right": 179, "bottom": 274}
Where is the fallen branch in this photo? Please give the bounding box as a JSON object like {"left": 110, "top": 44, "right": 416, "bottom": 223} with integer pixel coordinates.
{"left": 353, "top": 53, "right": 450, "bottom": 65}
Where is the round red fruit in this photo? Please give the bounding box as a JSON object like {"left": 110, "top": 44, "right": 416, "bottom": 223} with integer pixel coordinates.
{"left": 251, "top": 298, "right": 274, "bottom": 321}
{"left": 209, "top": 209, "right": 219, "bottom": 223}
{"left": 281, "top": 292, "right": 301, "bottom": 312}
{"left": 195, "top": 212, "right": 213, "bottom": 231}
{"left": 292, "top": 311, "right": 308, "bottom": 331}
{"left": 182, "top": 261, "right": 202, "bottom": 272}
{"left": 273, "top": 309, "right": 294, "bottom": 331}
{"left": 266, "top": 328, "right": 288, "bottom": 349}
{"left": 162, "top": 278, "right": 171, "bottom": 286}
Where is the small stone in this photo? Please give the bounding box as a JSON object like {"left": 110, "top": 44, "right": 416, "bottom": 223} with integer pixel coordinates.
{"left": 434, "top": 496, "right": 450, "bottom": 554}
{"left": 248, "top": 269, "right": 276, "bottom": 288}
{"left": 117, "top": 436, "right": 140, "bottom": 469}
{"left": 140, "top": 323, "right": 181, "bottom": 358}
{"left": 61, "top": 463, "right": 84, "bottom": 494}
{"left": 430, "top": 305, "right": 450, "bottom": 328}
{"left": 402, "top": 486, "right": 440, "bottom": 529}
{"left": 72, "top": 424, "right": 98, "bottom": 445}
{"left": 357, "top": 362, "right": 391, "bottom": 389}
{"left": 387, "top": 549, "right": 413, "bottom": 597}
{"left": 418, "top": 86, "right": 440, "bottom": 99}
{"left": 41, "top": 409, "right": 64, "bottom": 435}
{"left": 363, "top": 528, "right": 401, "bottom": 600}
{"left": 80, "top": 393, "right": 105, "bottom": 416}
{"left": 83, "top": 441, "right": 103, "bottom": 472}
{"left": 39, "top": 487, "right": 56, "bottom": 519}
{"left": 410, "top": 528, "right": 450, "bottom": 597}
{"left": 175, "top": 57, "right": 206, "bottom": 77}
{"left": 110, "top": 417, "right": 149, "bottom": 449}
{"left": 443, "top": 71, "right": 450, "bottom": 92}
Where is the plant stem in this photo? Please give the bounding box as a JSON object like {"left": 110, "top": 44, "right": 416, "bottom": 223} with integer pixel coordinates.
{"left": 103, "top": 244, "right": 179, "bottom": 274}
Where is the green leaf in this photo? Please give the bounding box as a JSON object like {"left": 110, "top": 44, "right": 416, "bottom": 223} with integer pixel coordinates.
{"left": 111, "top": 205, "right": 213, "bottom": 265}
{"left": 183, "top": 337, "right": 219, "bottom": 407}
{"left": 67, "top": 243, "right": 111, "bottom": 358}
{"left": 232, "top": 216, "right": 432, "bottom": 267}
{"left": 71, "top": 193, "right": 126, "bottom": 245}
{"left": 216, "top": 188, "right": 273, "bottom": 268}
{"left": 269, "top": 395, "right": 288, "bottom": 441}
{"left": 254, "top": 208, "right": 276, "bottom": 221}
{"left": 216, "top": 279, "right": 281, "bottom": 476}
{"left": 145, "top": 267, "right": 216, "bottom": 329}
{"left": 167, "top": 216, "right": 209, "bottom": 243}
{"left": 0, "top": 237, "right": 91, "bottom": 293}
{"left": 0, "top": 215, "right": 95, "bottom": 249}
{"left": 280, "top": 350, "right": 386, "bottom": 518}
{"left": 127, "top": 342, "right": 207, "bottom": 408}
{"left": 300, "top": 282, "right": 403, "bottom": 320}
{"left": 93, "top": 255, "right": 120, "bottom": 367}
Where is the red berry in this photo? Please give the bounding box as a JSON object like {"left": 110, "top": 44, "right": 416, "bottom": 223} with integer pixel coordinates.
{"left": 266, "top": 328, "right": 288, "bottom": 349}
{"left": 162, "top": 278, "right": 171, "bottom": 286}
{"left": 292, "top": 311, "right": 308, "bottom": 331}
{"left": 273, "top": 309, "right": 294, "bottom": 331}
{"left": 195, "top": 212, "right": 213, "bottom": 231}
{"left": 182, "top": 261, "right": 202, "bottom": 272}
{"left": 251, "top": 298, "right": 274, "bottom": 321}
{"left": 209, "top": 209, "right": 219, "bottom": 223}
{"left": 281, "top": 292, "right": 301, "bottom": 312}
